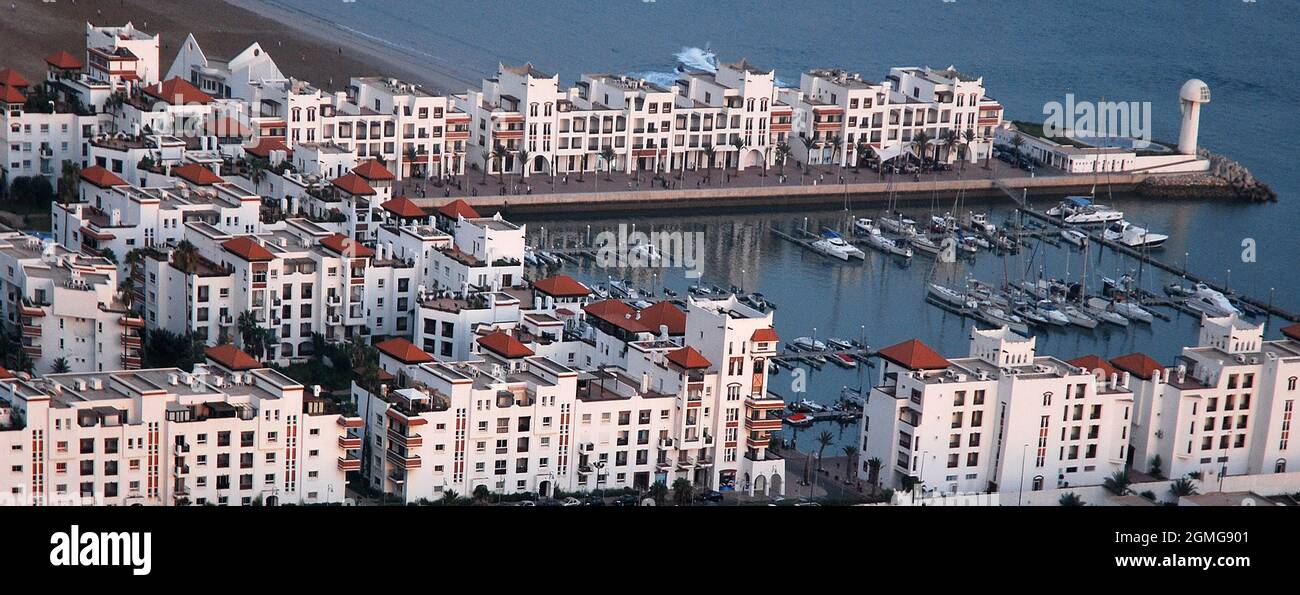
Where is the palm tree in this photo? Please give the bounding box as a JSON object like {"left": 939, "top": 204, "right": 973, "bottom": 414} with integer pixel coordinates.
{"left": 492, "top": 144, "right": 510, "bottom": 185}
{"left": 799, "top": 135, "right": 817, "bottom": 173}
{"left": 730, "top": 137, "right": 747, "bottom": 175}
{"left": 866, "top": 457, "right": 883, "bottom": 493}
{"left": 1058, "top": 492, "right": 1085, "bottom": 506}
{"left": 854, "top": 140, "right": 869, "bottom": 169}
{"left": 671, "top": 477, "right": 693, "bottom": 506}
{"left": 841, "top": 445, "right": 858, "bottom": 480}
{"left": 1104, "top": 470, "right": 1131, "bottom": 495}
{"left": 51, "top": 357, "right": 72, "bottom": 374}
{"left": 1169, "top": 477, "right": 1197, "bottom": 499}
{"left": 827, "top": 133, "right": 843, "bottom": 169}
{"left": 479, "top": 149, "right": 491, "bottom": 185}
{"left": 940, "top": 129, "right": 958, "bottom": 165}
{"left": 57, "top": 160, "right": 80, "bottom": 245}
{"left": 599, "top": 146, "right": 617, "bottom": 181}
{"left": 516, "top": 148, "right": 531, "bottom": 180}
{"left": 960, "top": 128, "right": 977, "bottom": 170}
{"left": 774, "top": 142, "right": 792, "bottom": 174}
{"left": 815, "top": 430, "right": 833, "bottom": 470}
{"left": 700, "top": 143, "right": 716, "bottom": 180}
{"left": 172, "top": 240, "right": 199, "bottom": 274}
{"left": 910, "top": 130, "right": 931, "bottom": 165}
{"left": 648, "top": 481, "right": 668, "bottom": 506}
{"left": 236, "top": 310, "right": 265, "bottom": 359}
{"left": 1010, "top": 132, "right": 1025, "bottom": 158}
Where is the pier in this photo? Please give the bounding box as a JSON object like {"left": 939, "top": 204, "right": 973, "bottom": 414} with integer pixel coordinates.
{"left": 1017, "top": 207, "right": 1299, "bottom": 322}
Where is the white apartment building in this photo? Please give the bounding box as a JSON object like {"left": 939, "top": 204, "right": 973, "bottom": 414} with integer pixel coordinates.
{"left": 1125, "top": 315, "right": 1300, "bottom": 481}
{"left": 351, "top": 294, "right": 787, "bottom": 502}
{"left": 1, "top": 71, "right": 102, "bottom": 187}
{"left": 0, "top": 233, "right": 139, "bottom": 374}
{"left": 139, "top": 218, "right": 419, "bottom": 360}
{"left": 860, "top": 327, "right": 1132, "bottom": 497}
{"left": 0, "top": 346, "right": 358, "bottom": 506}
{"left": 784, "top": 65, "right": 1002, "bottom": 168}
{"left": 166, "top": 35, "right": 287, "bottom": 103}
{"left": 83, "top": 22, "right": 161, "bottom": 93}
{"left": 456, "top": 59, "right": 786, "bottom": 180}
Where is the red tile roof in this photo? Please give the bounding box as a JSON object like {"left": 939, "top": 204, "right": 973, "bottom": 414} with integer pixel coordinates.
{"left": 437, "top": 198, "right": 480, "bottom": 220}
{"left": 876, "top": 339, "right": 950, "bottom": 370}
{"left": 532, "top": 274, "right": 591, "bottom": 298}
{"left": 0, "top": 68, "right": 30, "bottom": 88}
{"left": 751, "top": 327, "right": 780, "bottom": 343}
{"left": 221, "top": 236, "right": 275, "bottom": 262}
{"left": 1282, "top": 324, "right": 1300, "bottom": 341}
{"left": 352, "top": 159, "right": 395, "bottom": 181}
{"left": 374, "top": 338, "right": 434, "bottom": 365}
{"left": 666, "top": 346, "right": 711, "bottom": 369}
{"left": 477, "top": 332, "right": 535, "bottom": 359}
{"left": 80, "top": 165, "right": 128, "bottom": 188}
{"left": 0, "top": 366, "right": 13, "bottom": 379}
{"left": 1110, "top": 352, "right": 1164, "bottom": 381}
{"left": 0, "top": 85, "right": 25, "bottom": 104}
{"left": 319, "top": 233, "right": 375, "bottom": 258}
{"left": 172, "top": 163, "right": 223, "bottom": 186}
{"left": 205, "top": 344, "right": 262, "bottom": 371}
{"left": 380, "top": 196, "right": 427, "bottom": 219}
{"left": 637, "top": 301, "right": 686, "bottom": 336}
{"left": 44, "top": 51, "right": 83, "bottom": 70}
{"left": 330, "top": 172, "right": 376, "bottom": 196}
{"left": 583, "top": 299, "right": 647, "bottom": 333}
{"left": 142, "top": 76, "right": 213, "bottom": 105}
{"left": 1067, "top": 355, "right": 1117, "bottom": 378}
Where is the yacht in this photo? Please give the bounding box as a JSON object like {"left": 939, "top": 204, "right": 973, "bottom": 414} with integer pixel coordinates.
{"left": 928, "top": 283, "right": 977, "bottom": 309}
{"left": 628, "top": 241, "right": 663, "bottom": 262}
{"left": 978, "top": 305, "right": 1030, "bottom": 335}
{"left": 1103, "top": 221, "right": 1168, "bottom": 249}
{"left": 1085, "top": 303, "right": 1130, "bottom": 326}
{"left": 1035, "top": 300, "right": 1073, "bottom": 326}
{"left": 909, "top": 234, "right": 942, "bottom": 257}
{"left": 1049, "top": 196, "right": 1124, "bottom": 225}
{"left": 811, "top": 231, "right": 865, "bottom": 260}
{"left": 523, "top": 247, "right": 540, "bottom": 266}
{"left": 1109, "top": 299, "right": 1156, "bottom": 323}
{"left": 1060, "top": 229, "right": 1089, "bottom": 248}
{"left": 607, "top": 277, "right": 640, "bottom": 299}
{"left": 863, "top": 226, "right": 913, "bottom": 258}
{"left": 1059, "top": 303, "right": 1100, "bottom": 329}
{"left": 1186, "top": 283, "right": 1242, "bottom": 317}
{"left": 963, "top": 212, "right": 998, "bottom": 236}
{"left": 879, "top": 212, "right": 919, "bottom": 237}
{"left": 793, "top": 337, "right": 827, "bottom": 351}
{"left": 1014, "top": 305, "right": 1051, "bottom": 327}
{"left": 854, "top": 217, "right": 877, "bottom": 235}
{"left": 827, "top": 338, "right": 855, "bottom": 350}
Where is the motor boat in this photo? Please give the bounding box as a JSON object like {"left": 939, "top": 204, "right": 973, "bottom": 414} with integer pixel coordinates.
{"left": 628, "top": 241, "right": 663, "bottom": 262}
{"left": 523, "top": 247, "right": 541, "bottom": 266}
{"left": 783, "top": 412, "right": 813, "bottom": 426}
{"left": 793, "top": 337, "right": 827, "bottom": 351}
{"left": 1049, "top": 196, "right": 1124, "bottom": 225}
{"left": 811, "top": 231, "right": 865, "bottom": 260}
{"left": 963, "top": 212, "right": 998, "bottom": 236}
{"left": 928, "top": 283, "right": 977, "bottom": 309}
{"left": 1035, "top": 300, "right": 1073, "bottom": 326}
{"left": 1186, "top": 283, "right": 1242, "bottom": 317}
{"left": 1060, "top": 229, "right": 1089, "bottom": 248}
{"left": 1163, "top": 283, "right": 1195, "bottom": 298}
{"left": 854, "top": 217, "right": 877, "bottom": 235}
{"left": 608, "top": 277, "right": 640, "bottom": 299}
{"left": 1104, "top": 220, "right": 1168, "bottom": 249}
{"left": 827, "top": 338, "right": 855, "bottom": 350}
{"left": 1013, "top": 305, "right": 1051, "bottom": 327}
{"left": 830, "top": 353, "right": 857, "bottom": 368}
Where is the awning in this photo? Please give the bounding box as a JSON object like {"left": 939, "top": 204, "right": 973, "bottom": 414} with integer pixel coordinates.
{"left": 871, "top": 143, "right": 908, "bottom": 162}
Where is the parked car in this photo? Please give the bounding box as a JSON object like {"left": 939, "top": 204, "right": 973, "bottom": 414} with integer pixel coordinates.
{"left": 584, "top": 496, "right": 605, "bottom": 507}
{"left": 695, "top": 490, "right": 724, "bottom": 503}
{"left": 615, "top": 494, "right": 640, "bottom": 507}
{"left": 515, "top": 500, "right": 536, "bottom": 507}
{"left": 560, "top": 497, "right": 582, "bottom": 507}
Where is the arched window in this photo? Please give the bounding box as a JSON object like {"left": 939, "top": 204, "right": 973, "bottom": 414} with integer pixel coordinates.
{"left": 1032, "top": 475, "right": 1044, "bottom": 491}
{"left": 1276, "top": 459, "right": 1287, "bottom": 474}
{"left": 1042, "top": 391, "right": 1053, "bottom": 406}
{"left": 753, "top": 358, "right": 765, "bottom": 374}
{"left": 1288, "top": 376, "right": 1297, "bottom": 391}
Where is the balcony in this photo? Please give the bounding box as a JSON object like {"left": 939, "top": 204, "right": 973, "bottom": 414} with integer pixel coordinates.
{"left": 656, "top": 459, "right": 673, "bottom": 471}
{"left": 658, "top": 437, "right": 675, "bottom": 450}
{"left": 338, "top": 435, "right": 362, "bottom": 450}
{"left": 578, "top": 442, "right": 594, "bottom": 454}
{"left": 337, "top": 456, "right": 361, "bottom": 472}
{"left": 387, "top": 427, "right": 423, "bottom": 448}
{"left": 121, "top": 334, "right": 142, "bottom": 348}
{"left": 219, "top": 314, "right": 233, "bottom": 325}
{"left": 337, "top": 416, "right": 364, "bottom": 429}
{"left": 23, "top": 344, "right": 42, "bottom": 357}
{"left": 385, "top": 449, "right": 422, "bottom": 469}
{"left": 328, "top": 315, "right": 343, "bottom": 325}
{"left": 327, "top": 294, "right": 342, "bottom": 306}
{"left": 21, "top": 324, "right": 41, "bottom": 338}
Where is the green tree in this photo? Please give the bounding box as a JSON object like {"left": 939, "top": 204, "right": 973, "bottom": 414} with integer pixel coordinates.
{"left": 492, "top": 144, "right": 511, "bottom": 184}
{"left": 671, "top": 477, "right": 693, "bottom": 506}
{"left": 841, "top": 445, "right": 859, "bottom": 480}
{"left": 910, "top": 130, "right": 931, "bottom": 164}
{"left": 51, "top": 357, "right": 72, "bottom": 374}
{"left": 1149, "top": 455, "right": 1163, "bottom": 478}
{"left": 1104, "top": 470, "right": 1131, "bottom": 495}
{"left": 815, "top": 430, "right": 834, "bottom": 470}
{"left": 1059, "top": 492, "right": 1085, "bottom": 506}
{"left": 774, "top": 142, "right": 792, "bottom": 174}
{"left": 730, "top": 137, "right": 747, "bottom": 174}
{"left": 1169, "top": 477, "right": 1197, "bottom": 499}
{"left": 799, "top": 135, "right": 817, "bottom": 173}
{"left": 648, "top": 481, "right": 668, "bottom": 506}
{"left": 172, "top": 240, "right": 200, "bottom": 274}
{"left": 472, "top": 484, "right": 491, "bottom": 503}
{"left": 866, "top": 457, "right": 883, "bottom": 493}
{"left": 700, "top": 143, "right": 716, "bottom": 179}
{"left": 600, "top": 146, "right": 617, "bottom": 181}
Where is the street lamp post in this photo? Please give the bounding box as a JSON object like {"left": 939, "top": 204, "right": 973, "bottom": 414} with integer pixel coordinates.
{"left": 1017, "top": 443, "right": 1029, "bottom": 506}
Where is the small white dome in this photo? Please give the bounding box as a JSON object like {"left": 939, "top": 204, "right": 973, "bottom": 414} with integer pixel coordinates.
{"left": 1180, "top": 79, "right": 1210, "bottom": 103}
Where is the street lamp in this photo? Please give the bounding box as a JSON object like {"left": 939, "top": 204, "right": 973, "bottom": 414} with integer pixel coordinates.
{"left": 1017, "top": 442, "right": 1029, "bottom": 506}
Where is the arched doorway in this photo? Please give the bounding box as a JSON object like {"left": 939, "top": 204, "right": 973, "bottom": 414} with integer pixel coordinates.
{"left": 769, "top": 473, "right": 783, "bottom": 497}
{"left": 538, "top": 480, "right": 552, "bottom": 498}
{"left": 754, "top": 474, "right": 767, "bottom": 494}
{"left": 265, "top": 495, "right": 279, "bottom": 507}
{"left": 741, "top": 148, "right": 764, "bottom": 170}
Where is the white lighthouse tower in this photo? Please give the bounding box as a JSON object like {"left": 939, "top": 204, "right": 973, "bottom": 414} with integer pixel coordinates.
{"left": 1178, "top": 79, "right": 1211, "bottom": 155}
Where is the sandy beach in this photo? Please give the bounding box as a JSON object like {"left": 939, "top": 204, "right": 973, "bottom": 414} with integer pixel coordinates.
{"left": 0, "top": 0, "right": 474, "bottom": 94}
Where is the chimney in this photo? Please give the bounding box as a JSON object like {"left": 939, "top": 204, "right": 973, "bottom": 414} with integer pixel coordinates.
{"left": 312, "top": 384, "right": 322, "bottom": 398}
{"left": 640, "top": 372, "right": 649, "bottom": 393}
